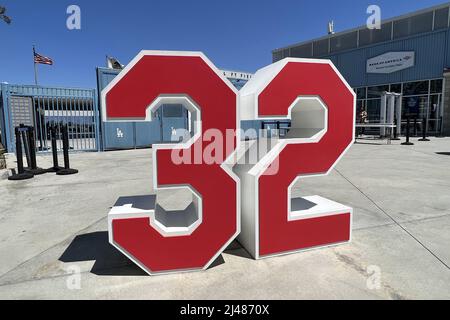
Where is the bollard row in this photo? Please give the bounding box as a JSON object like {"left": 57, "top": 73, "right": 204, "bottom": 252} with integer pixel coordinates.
{"left": 8, "top": 124, "right": 78, "bottom": 181}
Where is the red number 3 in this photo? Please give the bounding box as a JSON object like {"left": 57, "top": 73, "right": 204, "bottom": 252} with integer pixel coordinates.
{"left": 103, "top": 51, "right": 355, "bottom": 275}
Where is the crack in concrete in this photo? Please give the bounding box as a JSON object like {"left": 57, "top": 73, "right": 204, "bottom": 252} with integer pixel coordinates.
{"left": 333, "top": 251, "right": 407, "bottom": 300}
{"left": 334, "top": 168, "right": 450, "bottom": 271}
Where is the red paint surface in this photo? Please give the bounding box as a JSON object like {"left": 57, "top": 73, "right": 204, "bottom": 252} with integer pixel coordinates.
{"left": 258, "top": 62, "right": 354, "bottom": 257}
{"left": 107, "top": 55, "right": 238, "bottom": 272}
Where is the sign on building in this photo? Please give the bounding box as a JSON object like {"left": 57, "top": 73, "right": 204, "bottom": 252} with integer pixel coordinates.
{"left": 9, "top": 96, "right": 34, "bottom": 144}
{"left": 367, "top": 51, "right": 415, "bottom": 74}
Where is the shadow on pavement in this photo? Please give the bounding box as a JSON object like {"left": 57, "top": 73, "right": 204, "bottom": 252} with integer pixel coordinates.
{"left": 59, "top": 231, "right": 231, "bottom": 276}
{"left": 59, "top": 232, "right": 146, "bottom": 276}
{"left": 436, "top": 152, "right": 450, "bottom": 156}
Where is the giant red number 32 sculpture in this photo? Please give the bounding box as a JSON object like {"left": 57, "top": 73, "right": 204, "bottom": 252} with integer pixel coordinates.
{"left": 103, "top": 51, "right": 355, "bottom": 275}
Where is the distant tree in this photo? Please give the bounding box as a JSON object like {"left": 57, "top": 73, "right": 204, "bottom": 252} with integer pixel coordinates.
{"left": 0, "top": 5, "right": 12, "bottom": 24}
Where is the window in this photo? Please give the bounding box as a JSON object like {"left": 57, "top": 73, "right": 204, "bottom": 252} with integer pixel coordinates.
{"left": 356, "top": 100, "right": 366, "bottom": 113}
{"left": 272, "top": 51, "right": 283, "bottom": 62}
{"left": 313, "top": 39, "right": 329, "bottom": 57}
{"left": 410, "top": 12, "right": 433, "bottom": 35}
{"left": 356, "top": 87, "right": 366, "bottom": 100}
{"left": 394, "top": 12, "right": 433, "bottom": 39}
{"left": 393, "top": 18, "right": 410, "bottom": 39}
{"left": 402, "top": 96, "right": 428, "bottom": 118}
{"left": 359, "top": 22, "right": 393, "bottom": 46}
{"left": 430, "top": 79, "right": 443, "bottom": 94}
{"left": 390, "top": 83, "right": 402, "bottom": 94}
{"left": 330, "top": 31, "right": 358, "bottom": 53}
{"left": 366, "top": 99, "right": 381, "bottom": 122}
{"left": 290, "top": 43, "right": 313, "bottom": 58}
{"left": 434, "top": 7, "right": 449, "bottom": 30}
{"left": 367, "top": 85, "right": 389, "bottom": 98}
{"left": 403, "top": 81, "right": 429, "bottom": 96}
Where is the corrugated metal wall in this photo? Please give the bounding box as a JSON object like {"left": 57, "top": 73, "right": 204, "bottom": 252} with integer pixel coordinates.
{"left": 322, "top": 30, "right": 450, "bottom": 88}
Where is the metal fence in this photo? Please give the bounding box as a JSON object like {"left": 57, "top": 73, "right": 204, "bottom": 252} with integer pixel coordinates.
{"left": 1, "top": 84, "right": 100, "bottom": 153}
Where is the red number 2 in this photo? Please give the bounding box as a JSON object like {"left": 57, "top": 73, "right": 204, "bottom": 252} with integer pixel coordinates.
{"left": 236, "top": 59, "right": 355, "bottom": 258}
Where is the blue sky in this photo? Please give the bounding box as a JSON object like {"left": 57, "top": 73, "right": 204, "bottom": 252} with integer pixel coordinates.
{"left": 0, "top": 0, "right": 448, "bottom": 88}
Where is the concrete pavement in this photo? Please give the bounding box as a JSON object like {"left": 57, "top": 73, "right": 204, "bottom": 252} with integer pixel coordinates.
{"left": 0, "top": 138, "right": 449, "bottom": 299}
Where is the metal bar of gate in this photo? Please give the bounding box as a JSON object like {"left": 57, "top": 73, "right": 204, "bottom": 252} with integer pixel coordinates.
{"left": 81, "top": 92, "right": 86, "bottom": 150}
{"left": 94, "top": 90, "right": 100, "bottom": 151}
{"left": 44, "top": 95, "right": 48, "bottom": 151}
{"left": 86, "top": 96, "right": 90, "bottom": 150}
{"left": 75, "top": 91, "right": 80, "bottom": 150}
{"left": 90, "top": 94, "right": 94, "bottom": 150}
{"left": 69, "top": 90, "right": 75, "bottom": 151}
{"left": 78, "top": 92, "right": 83, "bottom": 150}
{"left": 36, "top": 96, "right": 43, "bottom": 151}
{"left": 56, "top": 95, "right": 60, "bottom": 149}
{"left": 86, "top": 94, "right": 91, "bottom": 150}
{"left": 50, "top": 89, "right": 55, "bottom": 149}
{"left": 83, "top": 94, "right": 89, "bottom": 150}
{"left": 93, "top": 90, "right": 98, "bottom": 151}
{"left": 73, "top": 91, "right": 77, "bottom": 150}
{"left": 87, "top": 96, "right": 91, "bottom": 150}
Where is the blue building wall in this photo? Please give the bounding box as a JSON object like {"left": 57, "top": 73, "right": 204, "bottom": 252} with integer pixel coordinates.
{"left": 311, "top": 29, "right": 450, "bottom": 88}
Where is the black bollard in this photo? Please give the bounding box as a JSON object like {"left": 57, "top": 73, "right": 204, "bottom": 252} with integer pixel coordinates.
{"left": 8, "top": 127, "right": 34, "bottom": 181}
{"left": 46, "top": 126, "right": 64, "bottom": 173}
{"left": 391, "top": 119, "right": 401, "bottom": 141}
{"left": 418, "top": 117, "right": 430, "bottom": 142}
{"left": 25, "top": 126, "right": 47, "bottom": 175}
{"left": 413, "top": 118, "right": 418, "bottom": 137}
{"left": 56, "top": 125, "right": 78, "bottom": 175}
{"left": 402, "top": 117, "right": 414, "bottom": 146}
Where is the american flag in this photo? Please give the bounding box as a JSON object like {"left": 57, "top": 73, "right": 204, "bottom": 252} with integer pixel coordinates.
{"left": 34, "top": 51, "right": 53, "bottom": 65}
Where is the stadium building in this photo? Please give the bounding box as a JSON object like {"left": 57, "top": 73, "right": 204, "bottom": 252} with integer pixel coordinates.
{"left": 273, "top": 2, "right": 450, "bottom": 136}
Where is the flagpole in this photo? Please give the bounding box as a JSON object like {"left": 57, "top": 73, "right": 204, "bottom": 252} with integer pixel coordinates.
{"left": 33, "top": 45, "right": 38, "bottom": 86}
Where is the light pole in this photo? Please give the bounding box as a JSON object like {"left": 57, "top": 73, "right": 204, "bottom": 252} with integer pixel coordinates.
{"left": 0, "top": 6, "right": 12, "bottom": 24}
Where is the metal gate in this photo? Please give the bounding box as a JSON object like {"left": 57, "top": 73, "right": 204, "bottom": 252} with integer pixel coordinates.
{"left": 1, "top": 84, "right": 100, "bottom": 153}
